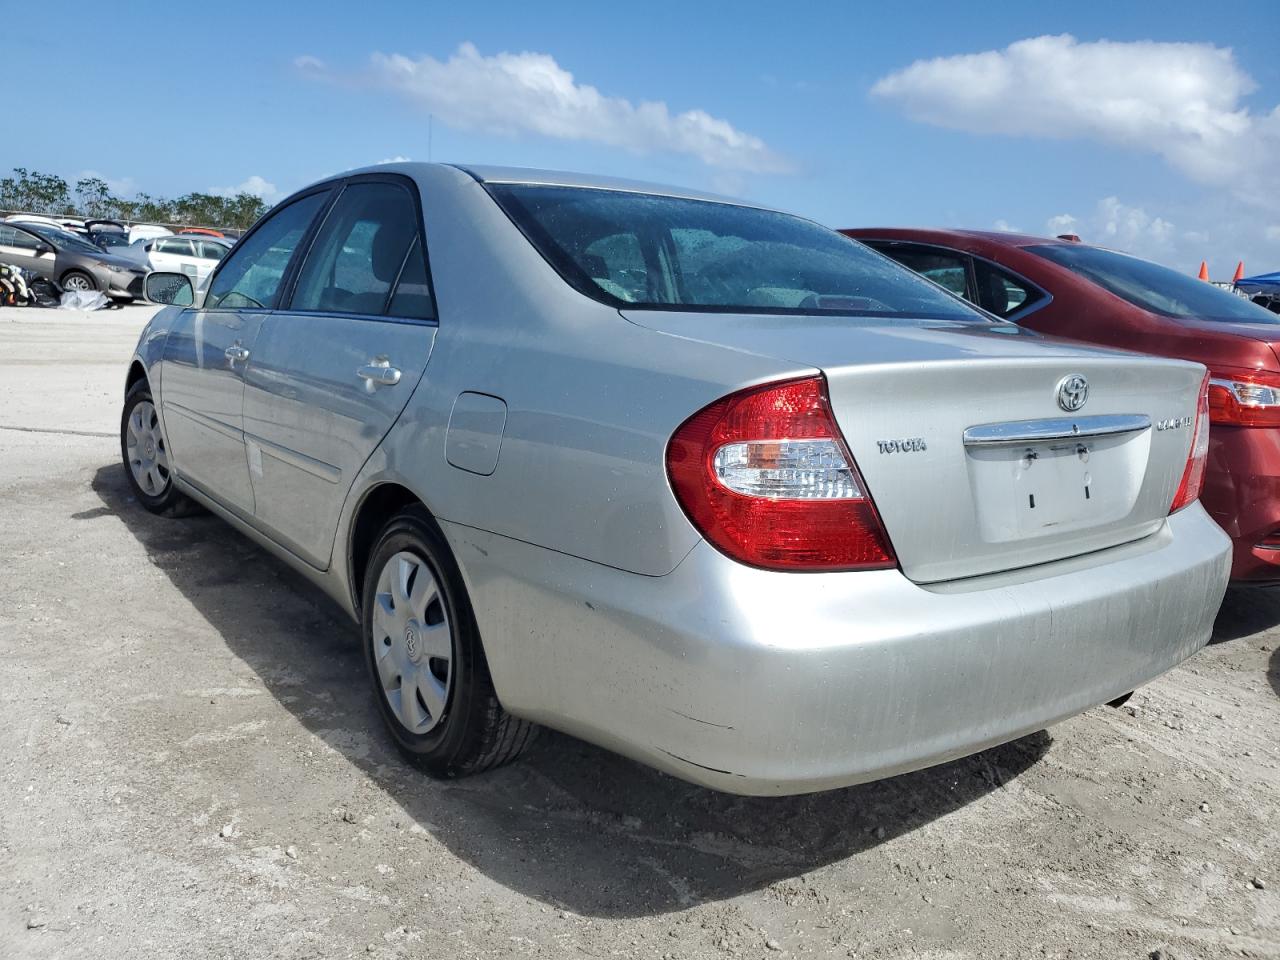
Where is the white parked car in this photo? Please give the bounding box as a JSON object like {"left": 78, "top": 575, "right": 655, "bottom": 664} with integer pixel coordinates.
{"left": 122, "top": 235, "right": 230, "bottom": 285}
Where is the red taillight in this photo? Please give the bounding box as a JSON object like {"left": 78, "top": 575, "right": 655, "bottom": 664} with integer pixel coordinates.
{"left": 1170, "top": 371, "right": 1211, "bottom": 513}
{"left": 665, "top": 376, "right": 896, "bottom": 571}
{"left": 1206, "top": 368, "right": 1280, "bottom": 427}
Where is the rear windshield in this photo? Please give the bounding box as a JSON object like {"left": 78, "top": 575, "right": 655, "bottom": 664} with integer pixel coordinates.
{"left": 488, "top": 184, "right": 985, "bottom": 321}
{"left": 1028, "top": 243, "right": 1280, "bottom": 324}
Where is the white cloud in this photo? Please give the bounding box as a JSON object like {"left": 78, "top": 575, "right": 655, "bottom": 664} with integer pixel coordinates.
{"left": 304, "top": 42, "right": 788, "bottom": 174}
{"left": 377, "top": 156, "right": 411, "bottom": 164}
{"left": 993, "top": 218, "right": 1020, "bottom": 233}
{"left": 77, "top": 170, "right": 138, "bottom": 197}
{"left": 1046, "top": 213, "right": 1078, "bottom": 235}
{"left": 294, "top": 55, "right": 325, "bottom": 71}
{"left": 871, "top": 34, "right": 1280, "bottom": 208}
{"left": 1044, "top": 199, "right": 1180, "bottom": 262}
{"left": 211, "top": 175, "right": 280, "bottom": 202}
{"left": 1096, "top": 196, "right": 1176, "bottom": 250}
{"left": 1042, "top": 196, "right": 1279, "bottom": 275}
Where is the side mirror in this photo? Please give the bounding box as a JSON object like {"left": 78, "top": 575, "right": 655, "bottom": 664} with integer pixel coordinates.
{"left": 145, "top": 271, "right": 194, "bottom": 306}
{"left": 35, "top": 242, "right": 53, "bottom": 255}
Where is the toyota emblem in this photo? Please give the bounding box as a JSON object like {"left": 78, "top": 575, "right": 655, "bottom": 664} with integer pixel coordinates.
{"left": 1057, "top": 374, "right": 1089, "bottom": 412}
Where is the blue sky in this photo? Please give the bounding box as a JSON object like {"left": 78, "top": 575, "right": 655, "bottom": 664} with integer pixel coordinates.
{"left": 6, "top": 0, "right": 1278, "bottom": 274}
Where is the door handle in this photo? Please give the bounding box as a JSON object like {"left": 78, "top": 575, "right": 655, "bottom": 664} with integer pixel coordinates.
{"left": 357, "top": 360, "right": 402, "bottom": 387}
{"left": 224, "top": 344, "right": 250, "bottom": 362}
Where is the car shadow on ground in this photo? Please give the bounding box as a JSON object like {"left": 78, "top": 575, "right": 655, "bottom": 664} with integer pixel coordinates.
{"left": 1211, "top": 585, "right": 1280, "bottom": 643}
{"left": 91, "top": 463, "right": 1050, "bottom": 918}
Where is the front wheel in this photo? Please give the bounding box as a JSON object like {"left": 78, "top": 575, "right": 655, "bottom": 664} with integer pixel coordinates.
{"left": 121, "top": 381, "right": 198, "bottom": 516}
{"left": 61, "top": 269, "right": 96, "bottom": 292}
{"left": 362, "top": 506, "right": 536, "bottom": 777}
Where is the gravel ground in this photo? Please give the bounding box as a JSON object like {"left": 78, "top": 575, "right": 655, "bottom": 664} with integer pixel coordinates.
{"left": 1, "top": 306, "right": 1277, "bottom": 960}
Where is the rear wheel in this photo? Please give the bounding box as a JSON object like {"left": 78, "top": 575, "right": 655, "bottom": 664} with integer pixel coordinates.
{"left": 121, "top": 381, "right": 198, "bottom": 516}
{"left": 61, "top": 269, "right": 95, "bottom": 292}
{"left": 362, "top": 505, "right": 536, "bottom": 776}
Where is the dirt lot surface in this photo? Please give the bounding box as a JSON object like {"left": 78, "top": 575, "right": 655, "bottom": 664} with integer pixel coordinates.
{"left": 1, "top": 306, "right": 1278, "bottom": 960}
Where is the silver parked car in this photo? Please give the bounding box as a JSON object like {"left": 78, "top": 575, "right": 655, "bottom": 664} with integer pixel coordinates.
{"left": 126, "top": 163, "right": 1231, "bottom": 795}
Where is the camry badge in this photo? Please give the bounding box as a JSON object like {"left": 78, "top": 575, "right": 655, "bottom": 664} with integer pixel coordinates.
{"left": 1057, "top": 374, "right": 1089, "bottom": 413}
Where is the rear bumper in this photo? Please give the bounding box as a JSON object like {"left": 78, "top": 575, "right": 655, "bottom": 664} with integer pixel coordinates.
{"left": 1201, "top": 427, "right": 1280, "bottom": 582}
{"left": 446, "top": 503, "right": 1230, "bottom": 795}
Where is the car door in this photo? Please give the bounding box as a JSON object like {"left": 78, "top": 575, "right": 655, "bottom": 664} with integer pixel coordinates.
{"left": 240, "top": 176, "right": 437, "bottom": 568}
{"left": 150, "top": 237, "right": 197, "bottom": 278}
{"left": 0, "top": 224, "right": 56, "bottom": 280}
{"left": 158, "top": 190, "right": 331, "bottom": 517}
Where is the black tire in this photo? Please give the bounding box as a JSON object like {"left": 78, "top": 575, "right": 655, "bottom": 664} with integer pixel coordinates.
{"left": 120, "top": 380, "right": 199, "bottom": 517}
{"left": 361, "top": 505, "right": 536, "bottom": 777}
{"left": 60, "top": 269, "right": 96, "bottom": 292}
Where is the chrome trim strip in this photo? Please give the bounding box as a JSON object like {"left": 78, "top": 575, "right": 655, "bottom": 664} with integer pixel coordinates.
{"left": 243, "top": 430, "right": 342, "bottom": 484}
{"left": 963, "top": 414, "right": 1151, "bottom": 447}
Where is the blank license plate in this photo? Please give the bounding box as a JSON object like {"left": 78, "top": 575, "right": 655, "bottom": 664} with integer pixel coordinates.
{"left": 966, "top": 434, "right": 1144, "bottom": 542}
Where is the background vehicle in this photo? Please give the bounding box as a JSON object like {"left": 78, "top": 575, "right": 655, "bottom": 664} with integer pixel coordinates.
{"left": 5, "top": 213, "right": 67, "bottom": 231}
{"left": 844, "top": 227, "right": 1280, "bottom": 581}
{"left": 127, "top": 165, "right": 1229, "bottom": 795}
{"left": 86, "top": 219, "right": 131, "bottom": 251}
{"left": 90, "top": 229, "right": 133, "bottom": 252}
{"left": 119, "top": 234, "right": 229, "bottom": 285}
{"left": 128, "top": 223, "right": 173, "bottom": 244}
{"left": 1237, "top": 270, "right": 1280, "bottom": 314}
{"left": 0, "top": 220, "right": 145, "bottom": 299}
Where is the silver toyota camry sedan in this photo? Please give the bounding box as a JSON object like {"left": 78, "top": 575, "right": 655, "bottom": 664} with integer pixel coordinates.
{"left": 125, "top": 163, "right": 1231, "bottom": 795}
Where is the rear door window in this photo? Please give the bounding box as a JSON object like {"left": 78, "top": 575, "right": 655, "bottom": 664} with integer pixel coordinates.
{"left": 386, "top": 236, "right": 435, "bottom": 319}
{"left": 972, "top": 259, "right": 1045, "bottom": 318}
{"left": 290, "top": 181, "right": 424, "bottom": 317}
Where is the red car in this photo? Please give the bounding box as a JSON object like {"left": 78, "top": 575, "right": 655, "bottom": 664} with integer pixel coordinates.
{"left": 842, "top": 227, "right": 1280, "bottom": 582}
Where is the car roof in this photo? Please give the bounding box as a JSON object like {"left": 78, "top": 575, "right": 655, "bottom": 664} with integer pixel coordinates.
{"left": 846, "top": 226, "right": 1068, "bottom": 249}
{"left": 337, "top": 161, "right": 779, "bottom": 212}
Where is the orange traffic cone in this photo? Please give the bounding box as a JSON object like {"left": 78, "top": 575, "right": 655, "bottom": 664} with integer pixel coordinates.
{"left": 1198, "top": 261, "right": 1210, "bottom": 281}
{"left": 1233, "top": 261, "right": 1245, "bottom": 283}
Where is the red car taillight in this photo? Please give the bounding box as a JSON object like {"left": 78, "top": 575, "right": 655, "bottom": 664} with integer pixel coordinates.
{"left": 1207, "top": 369, "right": 1280, "bottom": 427}
{"left": 666, "top": 375, "right": 896, "bottom": 571}
{"left": 1170, "top": 371, "right": 1211, "bottom": 514}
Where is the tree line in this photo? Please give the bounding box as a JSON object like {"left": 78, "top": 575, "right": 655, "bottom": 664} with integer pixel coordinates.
{"left": 0, "top": 167, "right": 269, "bottom": 230}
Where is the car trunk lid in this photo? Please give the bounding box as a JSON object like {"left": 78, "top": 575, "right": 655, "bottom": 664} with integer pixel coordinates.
{"left": 624, "top": 311, "right": 1205, "bottom": 583}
